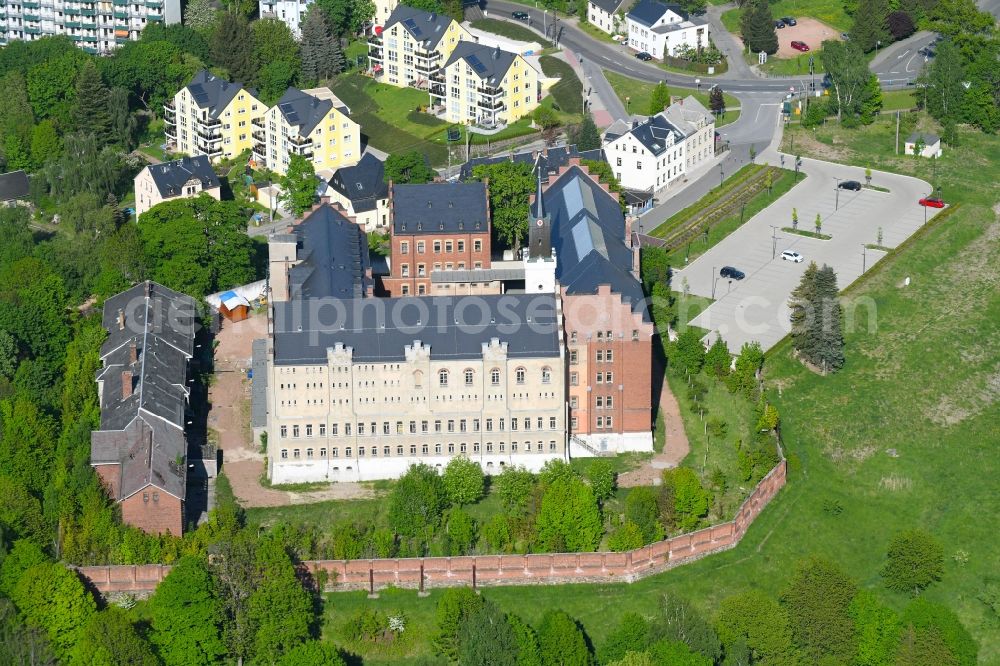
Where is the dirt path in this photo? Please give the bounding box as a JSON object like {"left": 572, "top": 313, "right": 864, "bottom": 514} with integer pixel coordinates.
{"left": 619, "top": 375, "right": 691, "bottom": 487}
{"left": 209, "top": 314, "right": 375, "bottom": 508}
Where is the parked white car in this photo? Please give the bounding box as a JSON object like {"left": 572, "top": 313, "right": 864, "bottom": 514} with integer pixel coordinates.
{"left": 781, "top": 250, "right": 804, "bottom": 263}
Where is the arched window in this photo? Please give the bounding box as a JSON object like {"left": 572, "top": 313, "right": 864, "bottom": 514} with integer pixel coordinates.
{"left": 490, "top": 368, "right": 500, "bottom": 385}
{"left": 541, "top": 366, "right": 552, "bottom": 384}
{"left": 438, "top": 369, "right": 448, "bottom": 387}
{"left": 515, "top": 367, "right": 526, "bottom": 384}
{"left": 413, "top": 370, "right": 423, "bottom": 388}
{"left": 464, "top": 368, "right": 474, "bottom": 385}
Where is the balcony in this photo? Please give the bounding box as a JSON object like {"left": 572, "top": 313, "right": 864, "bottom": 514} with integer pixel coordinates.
{"left": 477, "top": 85, "right": 504, "bottom": 97}
{"left": 24, "top": 13, "right": 41, "bottom": 21}
{"left": 368, "top": 35, "right": 381, "bottom": 46}
{"left": 147, "top": 13, "right": 162, "bottom": 20}
{"left": 113, "top": 10, "right": 127, "bottom": 18}
{"left": 64, "top": 7, "right": 80, "bottom": 14}
{"left": 146, "top": 0, "right": 162, "bottom": 6}
{"left": 82, "top": 45, "right": 97, "bottom": 53}
{"left": 80, "top": 8, "right": 96, "bottom": 15}
{"left": 414, "top": 49, "right": 437, "bottom": 59}
{"left": 23, "top": 0, "right": 40, "bottom": 7}
{"left": 478, "top": 98, "right": 506, "bottom": 111}
{"left": 164, "top": 125, "right": 176, "bottom": 139}
{"left": 25, "top": 25, "right": 42, "bottom": 33}
{"left": 414, "top": 61, "right": 437, "bottom": 74}
{"left": 81, "top": 21, "right": 96, "bottom": 28}
{"left": 368, "top": 47, "right": 382, "bottom": 61}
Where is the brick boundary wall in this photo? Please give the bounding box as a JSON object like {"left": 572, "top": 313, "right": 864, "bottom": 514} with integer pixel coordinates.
{"left": 76, "top": 460, "right": 786, "bottom": 597}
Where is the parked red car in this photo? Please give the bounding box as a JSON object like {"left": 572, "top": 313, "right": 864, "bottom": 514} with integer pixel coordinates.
{"left": 919, "top": 196, "right": 945, "bottom": 208}
{"left": 791, "top": 41, "right": 810, "bottom": 52}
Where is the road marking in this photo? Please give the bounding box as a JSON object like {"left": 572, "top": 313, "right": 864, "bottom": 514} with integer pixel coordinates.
{"left": 897, "top": 49, "right": 909, "bottom": 58}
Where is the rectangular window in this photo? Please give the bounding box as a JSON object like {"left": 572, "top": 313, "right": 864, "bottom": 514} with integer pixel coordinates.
{"left": 409, "top": 421, "right": 417, "bottom": 434}
{"left": 550, "top": 417, "right": 557, "bottom": 429}
{"left": 280, "top": 425, "right": 287, "bottom": 438}
{"left": 292, "top": 425, "right": 300, "bottom": 437}
{"left": 597, "top": 417, "right": 603, "bottom": 428}
{"left": 345, "top": 447, "right": 352, "bottom": 457}
{"left": 332, "top": 447, "right": 339, "bottom": 457}
{"left": 486, "top": 418, "right": 493, "bottom": 432}
{"left": 306, "top": 424, "right": 313, "bottom": 437}
{"left": 422, "top": 420, "right": 429, "bottom": 433}
{"left": 570, "top": 350, "right": 578, "bottom": 364}
{"left": 606, "top": 396, "right": 613, "bottom": 409}
{"left": 401, "top": 241, "right": 409, "bottom": 254}
{"left": 474, "top": 240, "right": 482, "bottom": 252}
{"left": 606, "top": 350, "right": 614, "bottom": 362}
{"left": 596, "top": 350, "right": 603, "bottom": 362}
{"left": 397, "top": 445, "right": 404, "bottom": 456}
{"left": 457, "top": 240, "right": 465, "bottom": 252}
{"left": 596, "top": 397, "right": 604, "bottom": 408}
{"left": 570, "top": 372, "right": 578, "bottom": 386}
{"left": 435, "top": 420, "right": 442, "bottom": 433}
{"left": 473, "top": 419, "right": 480, "bottom": 432}
{"left": 606, "top": 416, "right": 613, "bottom": 429}
{"left": 460, "top": 419, "right": 467, "bottom": 432}
{"left": 319, "top": 423, "right": 326, "bottom": 436}
{"left": 320, "top": 447, "right": 327, "bottom": 457}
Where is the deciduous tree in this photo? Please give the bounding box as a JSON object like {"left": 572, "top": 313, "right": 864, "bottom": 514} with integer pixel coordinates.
{"left": 585, "top": 458, "right": 616, "bottom": 504}
{"left": 247, "top": 538, "right": 314, "bottom": 663}
{"left": 534, "top": 475, "right": 602, "bottom": 552}
{"left": 149, "top": 556, "right": 226, "bottom": 666}
{"left": 434, "top": 587, "right": 483, "bottom": 661}
{"left": 70, "top": 608, "right": 159, "bottom": 666}
{"left": 625, "top": 486, "right": 664, "bottom": 544}
{"left": 385, "top": 150, "right": 435, "bottom": 184}
{"left": 781, "top": 556, "right": 857, "bottom": 663}
{"left": 850, "top": 589, "right": 902, "bottom": 666}
{"left": 388, "top": 463, "right": 445, "bottom": 538}
{"left": 673, "top": 326, "right": 706, "bottom": 375}
{"left": 538, "top": 610, "right": 592, "bottom": 666}
{"left": 183, "top": 0, "right": 218, "bottom": 34}
{"left": 704, "top": 336, "right": 731, "bottom": 377}
{"left": 599, "top": 612, "right": 651, "bottom": 664}
{"left": 495, "top": 464, "right": 536, "bottom": 515}
{"left": 280, "top": 154, "right": 317, "bottom": 216}
{"left": 443, "top": 455, "right": 485, "bottom": 506}
{"left": 881, "top": 529, "right": 945, "bottom": 595}
{"left": 708, "top": 86, "right": 726, "bottom": 116}
{"left": 821, "top": 40, "right": 871, "bottom": 122}
{"left": 276, "top": 640, "right": 346, "bottom": 665}
{"left": 648, "top": 82, "right": 671, "bottom": 115}
{"left": 12, "top": 562, "right": 96, "bottom": 658}
{"left": 471, "top": 160, "right": 533, "bottom": 250}
{"left": 658, "top": 594, "right": 721, "bottom": 662}
{"left": 715, "top": 590, "right": 795, "bottom": 665}
{"left": 898, "top": 598, "right": 977, "bottom": 666}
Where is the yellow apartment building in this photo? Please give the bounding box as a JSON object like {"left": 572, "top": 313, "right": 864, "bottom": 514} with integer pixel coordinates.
{"left": 432, "top": 43, "right": 542, "bottom": 127}
{"left": 369, "top": 5, "right": 473, "bottom": 89}
{"left": 251, "top": 87, "right": 361, "bottom": 176}
{"left": 165, "top": 70, "right": 264, "bottom": 162}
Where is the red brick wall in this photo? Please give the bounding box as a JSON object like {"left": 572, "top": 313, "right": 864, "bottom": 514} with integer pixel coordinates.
{"left": 93, "top": 463, "right": 121, "bottom": 500}
{"left": 120, "top": 488, "right": 183, "bottom": 536}
{"left": 385, "top": 231, "right": 492, "bottom": 296}
{"left": 77, "top": 460, "right": 786, "bottom": 597}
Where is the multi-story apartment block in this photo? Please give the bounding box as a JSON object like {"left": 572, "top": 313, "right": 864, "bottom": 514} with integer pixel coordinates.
{"left": 430, "top": 42, "right": 542, "bottom": 127}
{"left": 164, "top": 70, "right": 265, "bottom": 163}
{"left": 91, "top": 281, "right": 197, "bottom": 535}
{"left": 373, "top": 0, "right": 398, "bottom": 26}
{"left": 0, "top": 0, "right": 180, "bottom": 53}
{"left": 261, "top": 200, "right": 568, "bottom": 483}
{"left": 252, "top": 86, "right": 361, "bottom": 176}
{"left": 383, "top": 182, "right": 493, "bottom": 297}
{"left": 369, "top": 5, "right": 473, "bottom": 89}
{"left": 626, "top": 0, "right": 709, "bottom": 60}
{"left": 258, "top": 0, "right": 310, "bottom": 36}
{"left": 603, "top": 95, "right": 716, "bottom": 193}
{"left": 134, "top": 155, "right": 221, "bottom": 218}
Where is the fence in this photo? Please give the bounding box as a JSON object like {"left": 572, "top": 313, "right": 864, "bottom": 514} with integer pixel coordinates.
{"left": 75, "top": 459, "right": 786, "bottom": 597}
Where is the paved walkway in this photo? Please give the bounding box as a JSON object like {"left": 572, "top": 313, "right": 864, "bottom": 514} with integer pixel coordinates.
{"left": 705, "top": 3, "right": 756, "bottom": 80}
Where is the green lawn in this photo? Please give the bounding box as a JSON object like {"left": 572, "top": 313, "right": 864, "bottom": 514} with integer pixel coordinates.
{"left": 722, "top": 0, "right": 851, "bottom": 33}
{"left": 540, "top": 55, "right": 584, "bottom": 115}
{"left": 604, "top": 71, "right": 740, "bottom": 126}
{"left": 748, "top": 50, "right": 829, "bottom": 77}
{"left": 881, "top": 89, "right": 917, "bottom": 112}
{"left": 322, "top": 121, "right": 1000, "bottom": 662}
{"left": 470, "top": 18, "right": 543, "bottom": 44}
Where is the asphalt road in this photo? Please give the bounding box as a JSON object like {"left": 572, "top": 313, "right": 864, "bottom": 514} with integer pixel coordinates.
{"left": 672, "top": 156, "right": 941, "bottom": 352}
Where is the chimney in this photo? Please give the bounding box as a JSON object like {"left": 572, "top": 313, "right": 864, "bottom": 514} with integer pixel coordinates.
{"left": 117, "top": 309, "right": 125, "bottom": 330}
{"left": 129, "top": 342, "right": 137, "bottom": 364}
{"left": 122, "top": 370, "right": 134, "bottom": 399}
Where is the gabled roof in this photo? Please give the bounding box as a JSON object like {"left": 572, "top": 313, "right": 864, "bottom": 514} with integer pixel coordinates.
{"left": 272, "top": 294, "right": 562, "bottom": 365}
{"left": 540, "top": 167, "right": 650, "bottom": 321}
{"left": 184, "top": 70, "right": 253, "bottom": 120}
{"left": 459, "top": 145, "right": 606, "bottom": 181}
{"left": 0, "top": 170, "right": 29, "bottom": 202}
{"left": 392, "top": 182, "right": 489, "bottom": 235}
{"left": 142, "top": 156, "right": 220, "bottom": 199}
{"left": 661, "top": 95, "right": 713, "bottom": 135}
{"left": 92, "top": 281, "right": 198, "bottom": 501}
{"left": 627, "top": 0, "right": 688, "bottom": 27}
{"left": 275, "top": 87, "right": 342, "bottom": 137}
{"left": 589, "top": 0, "right": 626, "bottom": 14}
{"left": 284, "top": 203, "right": 372, "bottom": 300}
{"left": 328, "top": 153, "right": 388, "bottom": 214}
{"left": 384, "top": 5, "right": 455, "bottom": 49}
{"left": 652, "top": 14, "right": 707, "bottom": 32}
{"left": 906, "top": 131, "right": 940, "bottom": 144}
{"left": 606, "top": 114, "right": 684, "bottom": 156}
{"left": 444, "top": 42, "right": 518, "bottom": 86}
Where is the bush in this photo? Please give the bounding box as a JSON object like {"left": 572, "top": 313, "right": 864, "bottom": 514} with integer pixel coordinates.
{"left": 881, "top": 529, "right": 945, "bottom": 595}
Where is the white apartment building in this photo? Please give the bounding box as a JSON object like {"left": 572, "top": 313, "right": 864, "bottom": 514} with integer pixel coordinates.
{"left": 603, "top": 96, "right": 715, "bottom": 193}
{"left": 0, "top": 0, "right": 180, "bottom": 53}
{"left": 258, "top": 0, "right": 310, "bottom": 36}
{"left": 587, "top": 0, "right": 625, "bottom": 36}
{"left": 626, "top": 0, "right": 709, "bottom": 59}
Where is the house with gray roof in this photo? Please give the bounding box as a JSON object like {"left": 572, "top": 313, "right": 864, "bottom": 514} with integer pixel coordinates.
{"left": 0, "top": 170, "right": 30, "bottom": 204}
{"left": 91, "top": 281, "right": 198, "bottom": 536}
{"left": 134, "top": 156, "right": 222, "bottom": 218}
{"left": 626, "top": 0, "right": 709, "bottom": 59}
{"left": 165, "top": 70, "right": 265, "bottom": 162}
{"left": 588, "top": 0, "right": 627, "bottom": 35}
{"left": 324, "top": 153, "right": 390, "bottom": 231}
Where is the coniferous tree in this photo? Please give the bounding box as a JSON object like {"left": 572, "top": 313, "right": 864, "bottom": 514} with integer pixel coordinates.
{"left": 572, "top": 114, "right": 601, "bottom": 150}
{"left": 742, "top": 0, "right": 778, "bottom": 54}
{"left": 109, "top": 86, "right": 137, "bottom": 150}
{"left": 648, "top": 82, "right": 671, "bottom": 115}
{"left": 789, "top": 261, "right": 819, "bottom": 362}
{"left": 811, "top": 265, "right": 844, "bottom": 373}
{"left": 851, "top": 0, "right": 890, "bottom": 52}
{"left": 300, "top": 7, "right": 341, "bottom": 84}
{"left": 212, "top": 13, "right": 255, "bottom": 84}
{"left": 72, "top": 61, "right": 112, "bottom": 145}
{"left": 708, "top": 86, "right": 726, "bottom": 116}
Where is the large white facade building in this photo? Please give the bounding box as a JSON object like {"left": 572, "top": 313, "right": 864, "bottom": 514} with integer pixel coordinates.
{"left": 625, "top": 0, "right": 709, "bottom": 59}
{"left": 603, "top": 96, "right": 715, "bottom": 193}
{"left": 0, "top": 0, "right": 180, "bottom": 53}
{"left": 258, "top": 0, "right": 310, "bottom": 37}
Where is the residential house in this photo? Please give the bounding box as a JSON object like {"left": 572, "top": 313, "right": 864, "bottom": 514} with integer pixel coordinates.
{"left": 323, "top": 152, "right": 390, "bottom": 232}
{"left": 587, "top": 0, "right": 626, "bottom": 35}
{"left": 384, "top": 181, "right": 493, "bottom": 296}
{"left": 0, "top": 0, "right": 180, "bottom": 54}
{"left": 134, "top": 156, "right": 222, "bottom": 218}
{"left": 0, "top": 170, "right": 29, "bottom": 205}
{"left": 258, "top": 0, "right": 311, "bottom": 36}
{"left": 626, "top": 0, "right": 709, "bottom": 59}
{"left": 905, "top": 132, "right": 943, "bottom": 158}
{"left": 662, "top": 95, "right": 716, "bottom": 172}
{"left": 165, "top": 70, "right": 265, "bottom": 162}
{"left": 252, "top": 87, "right": 361, "bottom": 176}
{"left": 369, "top": 5, "right": 473, "bottom": 89}
{"left": 91, "top": 281, "right": 197, "bottom": 536}
{"left": 431, "top": 42, "right": 542, "bottom": 127}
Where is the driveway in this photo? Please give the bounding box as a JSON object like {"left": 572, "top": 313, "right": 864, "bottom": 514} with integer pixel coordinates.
{"left": 673, "top": 155, "right": 941, "bottom": 352}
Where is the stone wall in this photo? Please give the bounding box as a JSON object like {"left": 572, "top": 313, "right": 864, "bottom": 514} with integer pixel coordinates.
{"left": 76, "top": 459, "right": 786, "bottom": 596}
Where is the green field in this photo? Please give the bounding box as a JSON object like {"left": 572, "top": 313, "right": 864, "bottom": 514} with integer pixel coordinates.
{"left": 604, "top": 71, "right": 740, "bottom": 126}
{"left": 470, "top": 18, "right": 543, "bottom": 44}
{"left": 749, "top": 50, "right": 830, "bottom": 76}
{"left": 540, "top": 55, "right": 584, "bottom": 115}
{"left": 722, "top": 0, "right": 851, "bottom": 33}
{"left": 322, "top": 121, "right": 1000, "bottom": 662}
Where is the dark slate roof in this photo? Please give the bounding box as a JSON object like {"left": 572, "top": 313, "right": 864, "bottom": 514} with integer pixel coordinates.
{"left": 540, "top": 167, "right": 650, "bottom": 321}
{"left": 272, "top": 294, "right": 562, "bottom": 364}
{"left": 276, "top": 87, "right": 333, "bottom": 137}
{"left": 459, "top": 145, "right": 606, "bottom": 181}
{"left": 444, "top": 42, "right": 517, "bottom": 86}
{"left": 92, "top": 281, "right": 197, "bottom": 501}
{"left": 328, "top": 153, "right": 388, "bottom": 214}
{"left": 0, "top": 170, "right": 29, "bottom": 202}
{"left": 391, "top": 182, "right": 489, "bottom": 235}
{"left": 907, "top": 131, "right": 940, "bottom": 144}
{"left": 589, "top": 0, "right": 625, "bottom": 14}
{"left": 286, "top": 204, "right": 372, "bottom": 300}
{"left": 385, "top": 4, "right": 454, "bottom": 48}
{"left": 251, "top": 338, "right": 268, "bottom": 428}
{"left": 627, "top": 0, "right": 688, "bottom": 27}
{"left": 185, "top": 70, "right": 248, "bottom": 120}
{"left": 607, "top": 115, "right": 684, "bottom": 156}
{"left": 144, "top": 156, "right": 220, "bottom": 199}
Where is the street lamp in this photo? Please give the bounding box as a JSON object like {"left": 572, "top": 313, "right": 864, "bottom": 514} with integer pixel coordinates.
{"left": 769, "top": 225, "right": 780, "bottom": 259}
{"left": 875, "top": 40, "right": 882, "bottom": 59}
{"left": 834, "top": 177, "right": 842, "bottom": 210}
{"left": 861, "top": 244, "right": 867, "bottom": 272}
{"left": 719, "top": 165, "right": 724, "bottom": 187}
{"left": 695, "top": 78, "right": 701, "bottom": 92}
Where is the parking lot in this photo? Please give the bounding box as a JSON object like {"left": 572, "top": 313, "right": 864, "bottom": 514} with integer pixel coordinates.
{"left": 673, "top": 155, "right": 941, "bottom": 352}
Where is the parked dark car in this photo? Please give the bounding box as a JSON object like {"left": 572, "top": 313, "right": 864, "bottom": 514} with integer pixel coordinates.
{"left": 512, "top": 10, "right": 530, "bottom": 20}
{"left": 839, "top": 180, "right": 862, "bottom": 191}
{"left": 720, "top": 266, "right": 746, "bottom": 280}
{"left": 840, "top": 32, "right": 851, "bottom": 40}
{"left": 635, "top": 51, "right": 653, "bottom": 61}
{"left": 774, "top": 19, "right": 785, "bottom": 28}
{"left": 781, "top": 16, "right": 797, "bottom": 25}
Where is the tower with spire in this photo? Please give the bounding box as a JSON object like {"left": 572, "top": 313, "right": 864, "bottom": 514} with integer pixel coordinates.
{"left": 523, "top": 173, "right": 557, "bottom": 294}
